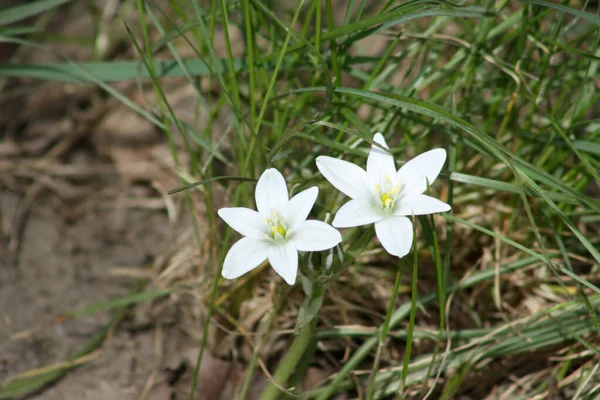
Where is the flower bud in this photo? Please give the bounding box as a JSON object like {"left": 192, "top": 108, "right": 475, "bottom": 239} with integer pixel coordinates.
{"left": 302, "top": 244, "right": 345, "bottom": 285}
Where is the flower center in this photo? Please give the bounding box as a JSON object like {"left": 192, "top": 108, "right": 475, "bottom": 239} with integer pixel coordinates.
{"left": 374, "top": 175, "right": 401, "bottom": 212}
{"left": 380, "top": 192, "right": 394, "bottom": 208}
{"left": 265, "top": 209, "right": 288, "bottom": 243}
{"left": 270, "top": 224, "right": 287, "bottom": 238}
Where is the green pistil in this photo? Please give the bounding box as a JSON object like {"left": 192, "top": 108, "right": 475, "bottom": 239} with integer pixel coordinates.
{"left": 270, "top": 224, "right": 287, "bottom": 239}
{"left": 380, "top": 193, "right": 394, "bottom": 209}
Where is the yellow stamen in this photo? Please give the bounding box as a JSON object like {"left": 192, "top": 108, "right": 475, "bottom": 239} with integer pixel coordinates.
{"left": 376, "top": 178, "right": 402, "bottom": 211}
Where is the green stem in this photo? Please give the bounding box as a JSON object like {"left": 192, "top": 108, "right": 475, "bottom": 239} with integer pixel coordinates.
{"left": 258, "top": 316, "right": 318, "bottom": 400}
{"left": 366, "top": 258, "right": 405, "bottom": 399}
{"left": 401, "top": 233, "right": 419, "bottom": 389}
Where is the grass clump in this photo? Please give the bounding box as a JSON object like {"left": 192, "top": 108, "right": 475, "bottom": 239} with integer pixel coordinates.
{"left": 1, "top": 0, "right": 599, "bottom": 399}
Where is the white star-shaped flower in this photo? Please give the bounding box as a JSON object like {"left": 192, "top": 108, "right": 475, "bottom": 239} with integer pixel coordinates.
{"left": 218, "top": 168, "right": 342, "bottom": 285}
{"left": 316, "top": 133, "right": 450, "bottom": 258}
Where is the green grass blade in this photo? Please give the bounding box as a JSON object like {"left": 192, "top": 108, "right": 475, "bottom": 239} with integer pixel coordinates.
{"left": 0, "top": 57, "right": 232, "bottom": 82}
{"left": 366, "top": 258, "right": 406, "bottom": 399}
{"left": 520, "top": 0, "right": 600, "bottom": 27}
{"left": 168, "top": 176, "right": 256, "bottom": 195}
{"left": 64, "top": 288, "right": 172, "bottom": 318}
{"left": 0, "top": 0, "right": 73, "bottom": 25}
{"left": 559, "top": 268, "right": 600, "bottom": 295}
{"left": 0, "top": 26, "right": 40, "bottom": 36}
{"left": 313, "top": 257, "right": 538, "bottom": 399}
{"left": 401, "top": 226, "right": 419, "bottom": 391}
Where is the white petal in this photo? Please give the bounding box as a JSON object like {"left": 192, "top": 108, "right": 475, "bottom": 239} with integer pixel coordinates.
{"left": 332, "top": 198, "right": 383, "bottom": 228}
{"left": 268, "top": 241, "right": 298, "bottom": 285}
{"left": 292, "top": 220, "right": 342, "bottom": 251}
{"left": 283, "top": 186, "right": 318, "bottom": 231}
{"left": 396, "top": 149, "right": 446, "bottom": 195}
{"left": 222, "top": 237, "right": 269, "bottom": 279}
{"left": 255, "top": 168, "right": 289, "bottom": 215}
{"left": 316, "top": 156, "right": 371, "bottom": 199}
{"left": 375, "top": 216, "right": 413, "bottom": 258}
{"left": 394, "top": 194, "right": 451, "bottom": 216}
{"left": 218, "top": 207, "right": 267, "bottom": 238}
{"left": 367, "top": 133, "right": 397, "bottom": 187}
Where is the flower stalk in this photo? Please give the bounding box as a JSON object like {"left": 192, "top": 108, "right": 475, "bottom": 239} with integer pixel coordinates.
{"left": 258, "top": 282, "right": 324, "bottom": 400}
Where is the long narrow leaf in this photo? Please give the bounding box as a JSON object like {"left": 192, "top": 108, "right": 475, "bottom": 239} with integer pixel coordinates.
{"left": 520, "top": 0, "right": 600, "bottom": 27}
{"left": 0, "top": 0, "right": 73, "bottom": 25}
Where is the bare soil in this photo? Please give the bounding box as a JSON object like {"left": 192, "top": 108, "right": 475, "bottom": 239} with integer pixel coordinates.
{"left": 0, "top": 74, "right": 244, "bottom": 399}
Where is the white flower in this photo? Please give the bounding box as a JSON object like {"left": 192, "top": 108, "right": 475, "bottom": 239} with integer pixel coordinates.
{"left": 218, "top": 168, "right": 342, "bottom": 285}
{"left": 316, "top": 133, "right": 450, "bottom": 258}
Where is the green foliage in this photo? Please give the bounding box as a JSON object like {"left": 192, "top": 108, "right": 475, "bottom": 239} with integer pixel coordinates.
{"left": 1, "top": 0, "right": 599, "bottom": 398}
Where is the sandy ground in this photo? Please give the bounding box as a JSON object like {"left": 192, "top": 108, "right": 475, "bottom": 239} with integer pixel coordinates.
{"left": 0, "top": 189, "right": 265, "bottom": 399}
{"left": 0, "top": 70, "right": 246, "bottom": 400}
{"left": 1, "top": 194, "right": 170, "bottom": 399}
{"left": 0, "top": 110, "right": 255, "bottom": 399}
